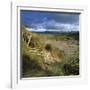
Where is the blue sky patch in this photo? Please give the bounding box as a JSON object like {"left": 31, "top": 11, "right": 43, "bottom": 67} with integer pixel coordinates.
{"left": 21, "top": 10, "right": 80, "bottom": 32}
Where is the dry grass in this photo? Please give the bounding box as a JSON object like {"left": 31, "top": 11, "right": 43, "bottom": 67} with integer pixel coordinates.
{"left": 22, "top": 26, "right": 79, "bottom": 77}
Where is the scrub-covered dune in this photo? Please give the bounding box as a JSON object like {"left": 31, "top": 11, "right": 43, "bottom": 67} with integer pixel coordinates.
{"left": 22, "top": 26, "right": 79, "bottom": 77}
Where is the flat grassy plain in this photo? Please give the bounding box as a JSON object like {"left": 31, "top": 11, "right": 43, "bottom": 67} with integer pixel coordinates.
{"left": 21, "top": 26, "right": 79, "bottom": 77}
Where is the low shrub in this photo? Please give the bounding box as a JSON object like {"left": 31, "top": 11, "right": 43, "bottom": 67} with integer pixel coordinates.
{"left": 63, "top": 57, "right": 79, "bottom": 75}
{"left": 45, "top": 44, "right": 52, "bottom": 52}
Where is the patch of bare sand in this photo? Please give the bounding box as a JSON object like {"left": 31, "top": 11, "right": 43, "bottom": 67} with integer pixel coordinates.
{"left": 44, "top": 40, "right": 79, "bottom": 57}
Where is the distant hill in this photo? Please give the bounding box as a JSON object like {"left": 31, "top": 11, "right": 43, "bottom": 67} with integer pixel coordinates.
{"left": 31, "top": 30, "right": 79, "bottom": 35}
{"left": 29, "top": 30, "right": 79, "bottom": 41}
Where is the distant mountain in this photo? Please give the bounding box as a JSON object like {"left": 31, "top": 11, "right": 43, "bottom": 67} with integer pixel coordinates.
{"left": 31, "top": 30, "right": 79, "bottom": 35}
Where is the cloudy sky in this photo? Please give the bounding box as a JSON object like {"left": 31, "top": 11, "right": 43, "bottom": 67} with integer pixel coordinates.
{"left": 21, "top": 10, "right": 80, "bottom": 32}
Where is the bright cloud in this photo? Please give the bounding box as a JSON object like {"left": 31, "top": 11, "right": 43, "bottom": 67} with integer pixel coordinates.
{"left": 27, "top": 19, "right": 79, "bottom": 32}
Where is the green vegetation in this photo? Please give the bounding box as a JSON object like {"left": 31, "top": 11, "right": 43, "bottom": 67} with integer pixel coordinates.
{"left": 21, "top": 26, "right": 79, "bottom": 77}
{"left": 45, "top": 44, "right": 52, "bottom": 51}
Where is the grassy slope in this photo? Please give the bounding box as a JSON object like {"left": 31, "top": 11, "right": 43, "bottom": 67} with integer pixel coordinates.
{"left": 22, "top": 26, "right": 79, "bottom": 77}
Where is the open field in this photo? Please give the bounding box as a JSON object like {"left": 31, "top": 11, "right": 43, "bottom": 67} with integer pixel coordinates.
{"left": 21, "top": 26, "right": 79, "bottom": 77}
